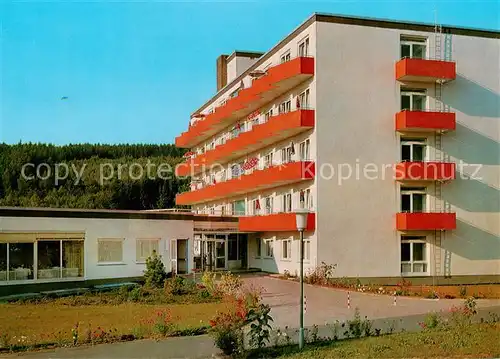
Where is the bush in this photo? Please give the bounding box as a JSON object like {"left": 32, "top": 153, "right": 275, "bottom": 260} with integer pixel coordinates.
{"left": 202, "top": 271, "right": 217, "bottom": 294}
{"left": 144, "top": 251, "right": 167, "bottom": 288}
{"left": 218, "top": 272, "right": 243, "bottom": 297}
{"left": 128, "top": 287, "right": 142, "bottom": 302}
{"left": 305, "top": 262, "right": 337, "bottom": 285}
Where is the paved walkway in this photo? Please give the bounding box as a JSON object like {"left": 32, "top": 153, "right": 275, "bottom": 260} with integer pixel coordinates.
{"left": 4, "top": 274, "right": 500, "bottom": 359}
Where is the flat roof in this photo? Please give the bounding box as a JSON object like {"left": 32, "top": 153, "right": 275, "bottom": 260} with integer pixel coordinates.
{"left": 0, "top": 207, "right": 238, "bottom": 222}
{"left": 191, "top": 12, "right": 499, "bottom": 117}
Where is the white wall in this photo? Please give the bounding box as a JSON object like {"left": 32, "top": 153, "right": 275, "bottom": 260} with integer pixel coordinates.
{"left": 315, "top": 21, "right": 499, "bottom": 278}
{"left": 227, "top": 56, "right": 260, "bottom": 84}
{"left": 0, "top": 216, "right": 193, "bottom": 283}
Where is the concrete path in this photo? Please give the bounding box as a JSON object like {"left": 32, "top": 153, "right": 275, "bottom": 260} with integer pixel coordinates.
{"left": 4, "top": 274, "right": 500, "bottom": 359}
{"left": 244, "top": 275, "right": 500, "bottom": 328}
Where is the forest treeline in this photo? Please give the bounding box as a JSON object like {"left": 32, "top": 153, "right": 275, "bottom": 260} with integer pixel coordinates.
{"left": 0, "top": 143, "right": 189, "bottom": 210}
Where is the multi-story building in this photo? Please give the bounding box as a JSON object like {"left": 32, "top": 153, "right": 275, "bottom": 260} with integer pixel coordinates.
{"left": 175, "top": 13, "right": 500, "bottom": 284}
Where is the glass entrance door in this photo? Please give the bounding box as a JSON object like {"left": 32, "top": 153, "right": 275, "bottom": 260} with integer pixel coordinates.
{"left": 215, "top": 240, "right": 226, "bottom": 270}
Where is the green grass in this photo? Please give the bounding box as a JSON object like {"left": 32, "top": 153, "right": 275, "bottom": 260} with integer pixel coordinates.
{"left": 247, "top": 323, "right": 500, "bottom": 358}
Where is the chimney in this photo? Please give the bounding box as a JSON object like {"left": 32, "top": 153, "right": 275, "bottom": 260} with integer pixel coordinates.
{"left": 216, "top": 55, "right": 228, "bottom": 91}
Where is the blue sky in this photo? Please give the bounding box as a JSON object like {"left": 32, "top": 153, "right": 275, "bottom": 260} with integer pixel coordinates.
{"left": 0, "top": 0, "right": 498, "bottom": 145}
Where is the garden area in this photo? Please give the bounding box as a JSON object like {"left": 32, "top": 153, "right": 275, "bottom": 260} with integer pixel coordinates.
{"left": 0, "top": 252, "right": 259, "bottom": 353}
{"left": 277, "top": 262, "right": 500, "bottom": 299}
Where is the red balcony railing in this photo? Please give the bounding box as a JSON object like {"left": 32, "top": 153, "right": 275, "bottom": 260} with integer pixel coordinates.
{"left": 176, "top": 109, "right": 315, "bottom": 177}
{"left": 395, "top": 58, "right": 456, "bottom": 82}
{"left": 176, "top": 161, "right": 315, "bottom": 205}
{"left": 396, "top": 212, "right": 456, "bottom": 231}
{"left": 176, "top": 57, "right": 315, "bottom": 148}
{"left": 395, "top": 161, "right": 456, "bottom": 181}
{"left": 395, "top": 110, "right": 456, "bottom": 132}
{"left": 239, "top": 212, "right": 316, "bottom": 232}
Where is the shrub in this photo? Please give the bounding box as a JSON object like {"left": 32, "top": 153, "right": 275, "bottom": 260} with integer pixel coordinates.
{"left": 247, "top": 303, "right": 273, "bottom": 349}
{"left": 128, "top": 287, "right": 142, "bottom": 302}
{"left": 345, "top": 308, "right": 363, "bottom": 338}
{"left": 153, "top": 309, "right": 175, "bottom": 336}
{"left": 420, "top": 312, "right": 441, "bottom": 330}
{"left": 201, "top": 271, "right": 217, "bottom": 294}
{"left": 209, "top": 300, "right": 246, "bottom": 355}
{"left": 305, "top": 262, "right": 337, "bottom": 285}
{"left": 218, "top": 272, "right": 243, "bottom": 297}
{"left": 143, "top": 251, "right": 167, "bottom": 288}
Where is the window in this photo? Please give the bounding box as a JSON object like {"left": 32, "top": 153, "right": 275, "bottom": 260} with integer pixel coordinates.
{"left": 265, "top": 239, "right": 274, "bottom": 258}
{"left": 282, "top": 239, "right": 292, "bottom": 260}
{"left": 298, "top": 37, "right": 310, "bottom": 57}
{"left": 401, "top": 236, "right": 428, "bottom": 274}
{"left": 304, "top": 240, "right": 311, "bottom": 261}
{"left": 299, "top": 139, "right": 310, "bottom": 161}
{"left": 263, "top": 152, "right": 274, "bottom": 169}
{"left": 136, "top": 239, "right": 160, "bottom": 262}
{"left": 98, "top": 239, "right": 123, "bottom": 263}
{"left": 228, "top": 234, "right": 238, "bottom": 261}
{"left": 280, "top": 51, "right": 291, "bottom": 63}
{"left": 250, "top": 198, "right": 261, "bottom": 215}
{"left": 256, "top": 238, "right": 262, "bottom": 258}
{"left": 232, "top": 200, "right": 246, "bottom": 216}
{"left": 401, "top": 88, "right": 427, "bottom": 111}
{"left": 210, "top": 206, "right": 215, "bottom": 215}
{"left": 265, "top": 196, "right": 273, "bottom": 215}
{"left": 400, "top": 36, "right": 427, "bottom": 59}
{"left": 282, "top": 193, "right": 292, "bottom": 213}
{"left": 299, "top": 189, "right": 312, "bottom": 209}
{"left": 401, "top": 138, "right": 426, "bottom": 161}
{"left": 264, "top": 109, "right": 273, "bottom": 122}
{"left": 279, "top": 100, "right": 292, "bottom": 114}
{"left": 221, "top": 205, "right": 226, "bottom": 216}
{"left": 401, "top": 187, "right": 426, "bottom": 212}
{"left": 298, "top": 89, "right": 310, "bottom": 109}
{"left": 281, "top": 146, "right": 293, "bottom": 164}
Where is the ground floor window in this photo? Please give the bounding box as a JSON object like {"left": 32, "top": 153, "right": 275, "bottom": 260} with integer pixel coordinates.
{"left": 256, "top": 238, "right": 262, "bottom": 258}
{"left": 136, "top": 239, "right": 160, "bottom": 262}
{"left": 401, "top": 236, "right": 428, "bottom": 275}
{"left": 0, "top": 235, "right": 84, "bottom": 282}
{"left": 303, "top": 240, "right": 311, "bottom": 261}
{"left": 98, "top": 238, "right": 123, "bottom": 264}
{"left": 265, "top": 240, "right": 274, "bottom": 258}
{"left": 228, "top": 234, "right": 238, "bottom": 260}
{"left": 282, "top": 239, "right": 291, "bottom": 260}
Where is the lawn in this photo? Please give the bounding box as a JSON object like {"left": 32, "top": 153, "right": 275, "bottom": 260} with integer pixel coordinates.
{"left": 0, "top": 301, "right": 229, "bottom": 346}
{"left": 262, "top": 323, "right": 500, "bottom": 358}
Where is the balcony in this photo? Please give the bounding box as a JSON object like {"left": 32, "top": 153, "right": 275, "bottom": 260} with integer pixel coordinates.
{"left": 239, "top": 212, "right": 316, "bottom": 232}
{"left": 176, "top": 161, "right": 315, "bottom": 205}
{"left": 176, "top": 57, "right": 315, "bottom": 148}
{"left": 176, "top": 109, "right": 315, "bottom": 177}
{"left": 395, "top": 110, "right": 456, "bottom": 132}
{"left": 395, "top": 58, "right": 456, "bottom": 82}
{"left": 395, "top": 161, "right": 456, "bottom": 181}
{"left": 396, "top": 212, "right": 456, "bottom": 231}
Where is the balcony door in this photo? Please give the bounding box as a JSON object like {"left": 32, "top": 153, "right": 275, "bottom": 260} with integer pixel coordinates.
{"left": 401, "top": 187, "right": 426, "bottom": 213}
{"left": 401, "top": 138, "right": 426, "bottom": 162}
{"left": 401, "top": 88, "right": 427, "bottom": 111}
{"left": 400, "top": 37, "right": 427, "bottom": 59}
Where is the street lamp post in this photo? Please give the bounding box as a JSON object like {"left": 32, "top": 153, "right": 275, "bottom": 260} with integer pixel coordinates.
{"left": 295, "top": 209, "right": 309, "bottom": 350}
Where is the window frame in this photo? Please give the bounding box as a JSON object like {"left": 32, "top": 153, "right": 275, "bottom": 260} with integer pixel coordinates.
{"left": 400, "top": 236, "right": 429, "bottom": 276}
{"left": 280, "top": 50, "right": 291, "bottom": 63}
{"left": 401, "top": 88, "right": 427, "bottom": 111}
{"left": 401, "top": 138, "right": 427, "bottom": 162}
{"left": 256, "top": 238, "right": 262, "bottom": 258}
{"left": 401, "top": 187, "right": 427, "bottom": 213}
{"left": 281, "top": 239, "right": 292, "bottom": 260}
{"left": 136, "top": 238, "right": 160, "bottom": 263}
{"left": 298, "top": 88, "right": 310, "bottom": 109}
{"left": 400, "top": 37, "right": 427, "bottom": 59}
{"left": 298, "top": 37, "right": 310, "bottom": 57}
{"left": 264, "top": 239, "right": 274, "bottom": 258}
{"left": 97, "top": 238, "right": 124, "bottom": 265}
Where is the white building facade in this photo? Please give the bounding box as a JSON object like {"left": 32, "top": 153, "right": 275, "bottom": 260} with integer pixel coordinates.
{"left": 175, "top": 14, "right": 500, "bottom": 283}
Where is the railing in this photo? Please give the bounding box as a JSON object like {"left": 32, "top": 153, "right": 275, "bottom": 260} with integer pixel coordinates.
{"left": 399, "top": 56, "right": 456, "bottom": 62}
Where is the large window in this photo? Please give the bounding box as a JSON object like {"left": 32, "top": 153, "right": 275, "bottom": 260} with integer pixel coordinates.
{"left": 298, "top": 89, "right": 310, "bottom": 108}
{"left": 0, "top": 234, "right": 84, "bottom": 282}
{"left": 282, "top": 239, "right": 291, "bottom": 260}
{"left": 400, "top": 37, "right": 427, "bottom": 59}
{"left": 401, "top": 236, "right": 428, "bottom": 275}
{"left": 401, "top": 187, "right": 426, "bottom": 212}
{"left": 232, "top": 200, "right": 246, "bottom": 216}
{"left": 136, "top": 239, "right": 160, "bottom": 263}
{"left": 98, "top": 238, "right": 123, "bottom": 263}
{"left": 300, "top": 189, "right": 313, "bottom": 209}
{"left": 401, "top": 88, "right": 427, "bottom": 111}
{"left": 401, "top": 138, "right": 426, "bottom": 161}
{"left": 265, "top": 197, "right": 274, "bottom": 215}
